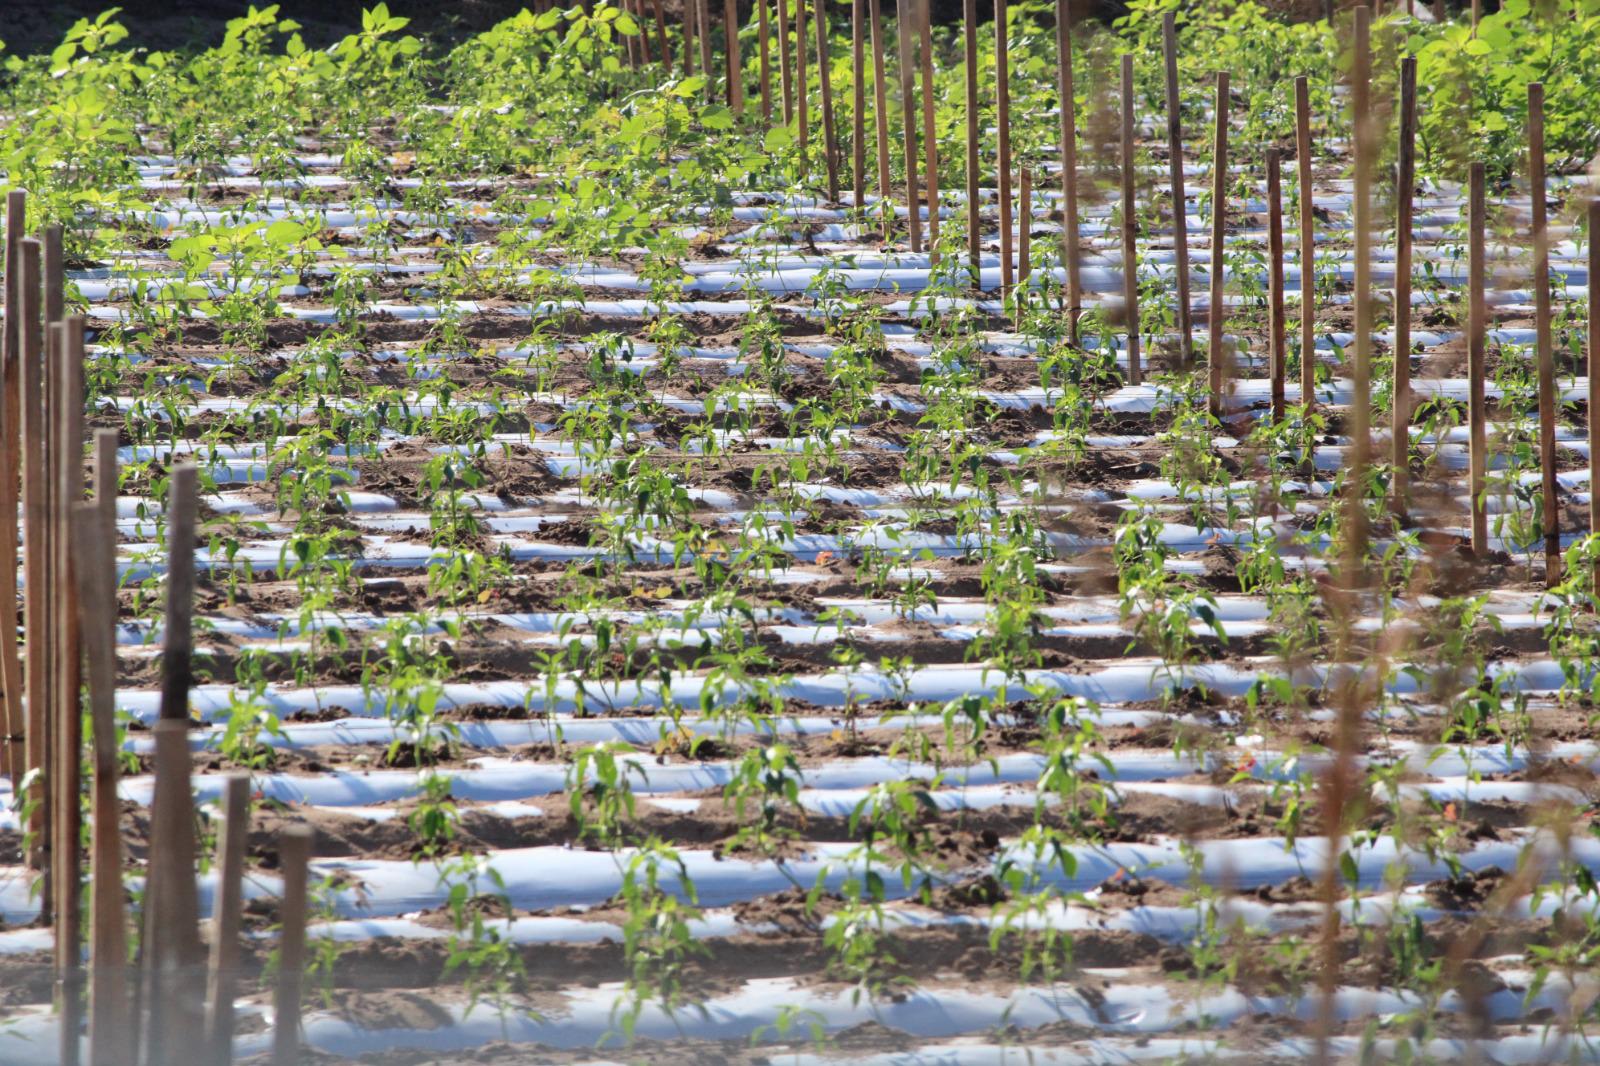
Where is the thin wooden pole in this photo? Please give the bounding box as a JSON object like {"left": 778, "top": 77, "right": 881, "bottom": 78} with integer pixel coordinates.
{"left": 1268, "top": 148, "right": 1287, "bottom": 424}
{"left": 1296, "top": 76, "right": 1316, "bottom": 411}
{"left": 0, "top": 191, "right": 22, "bottom": 785}
{"left": 1590, "top": 198, "right": 1600, "bottom": 545}
{"left": 1392, "top": 55, "right": 1416, "bottom": 511}
{"left": 141, "top": 462, "right": 204, "bottom": 1066}
{"left": 653, "top": 0, "right": 670, "bottom": 70}
{"left": 74, "top": 456, "right": 127, "bottom": 1066}
{"left": 1120, "top": 53, "right": 1141, "bottom": 387}
{"left": 1162, "top": 13, "right": 1193, "bottom": 364}
{"left": 52, "top": 317, "right": 86, "bottom": 1066}
{"left": 814, "top": 0, "right": 840, "bottom": 202}
{"left": 1344, "top": 6, "right": 1372, "bottom": 579}
{"left": 1207, "top": 72, "right": 1229, "bottom": 417}
{"left": 1530, "top": 82, "right": 1560, "bottom": 585}
{"left": 272, "top": 827, "right": 313, "bottom": 1066}
{"left": 20, "top": 236, "right": 47, "bottom": 880}
{"left": 637, "top": 0, "right": 654, "bottom": 65}
{"left": 964, "top": 0, "right": 980, "bottom": 278}
{"left": 759, "top": 0, "right": 773, "bottom": 123}
{"left": 698, "top": 0, "right": 716, "bottom": 98}
{"left": 869, "top": 0, "right": 891, "bottom": 233}
{"left": 896, "top": 0, "right": 922, "bottom": 253}
{"left": 1056, "top": 0, "right": 1080, "bottom": 338}
{"left": 851, "top": 0, "right": 865, "bottom": 208}
{"left": 683, "top": 0, "right": 697, "bottom": 76}
{"left": 725, "top": 0, "right": 744, "bottom": 112}
{"left": 778, "top": 0, "right": 794, "bottom": 121}
{"left": 916, "top": 0, "right": 939, "bottom": 256}
{"left": 995, "top": 0, "right": 1014, "bottom": 293}
{"left": 205, "top": 774, "right": 250, "bottom": 1066}
{"left": 1469, "top": 161, "right": 1488, "bottom": 556}
{"left": 1018, "top": 166, "right": 1033, "bottom": 290}
{"left": 795, "top": 0, "right": 810, "bottom": 164}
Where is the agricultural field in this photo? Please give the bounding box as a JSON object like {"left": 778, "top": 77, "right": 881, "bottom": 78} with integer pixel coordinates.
{"left": 1, "top": 0, "right": 1600, "bottom": 1062}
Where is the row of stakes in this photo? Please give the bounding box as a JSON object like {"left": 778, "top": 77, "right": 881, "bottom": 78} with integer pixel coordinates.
{"left": 3, "top": 1, "right": 1594, "bottom": 1063}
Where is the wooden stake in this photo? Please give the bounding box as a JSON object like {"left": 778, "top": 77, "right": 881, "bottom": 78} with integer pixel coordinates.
{"left": 272, "top": 827, "right": 313, "bottom": 1066}
{"left": 653, "top": 0, "right": 670, "bottom": 70}
{"left": 1530, "top": 83, "right": 1560, "bottom": 585}
{"left": 1296, "top": 76, "right": 1316, "bottom": 412}
{"left": 725, "top": 0, "right": 744, "bottom": 112}
{"left": 73, "top": 467, "right": 127, "bottom": 1066}
{"left": 141, "top": 462, "right": 204, "bottom": 1066}
{"left": 1162, "top": 13, "right": 1194, "bottom": 364}
{"left": 698, "top": 0, "right": 715, "bottom": 97}
{"left": 1392, "top": 55, "right": 1416, "bottom": 511}
{"left": 1469, "top": 161, "right": 1488, "bottom": 556}
{"left": 963, "top": 0, "right": 980, "bottom": 277}
{"left": 205, "top": 774, "right": 250, "bottom": 1066}
{"left": 896, "top": 0, "right": 922, "bottom": 252}
{"left": 759, "top": 0, "right": 773, "bottom": 123}
{"left": 1056, "top": 0, "right": 1080, "bottom": 337}
{"left": 20, "top": 237, "right": 47, "bottom": 880}
{"left": 916, "top": 0, "right": 939, "bottom": 256}
{"left": 795, "top": 0, "right": 810, "bottom": 161}
{"left": 814, "top": 0, "right": 840, "bottom": 201}
{"left": 995, "top": 0, "right": 1014, "bottom": 293}
{"left": 52, "top": 317, "right": 86, "bottom": 1066}
{"left": 1268, "top": 148, "right": 1287, "bottom": 424}
{"left": 1207, "top": 72, "right": 1229, "bottom": 417}
{"left": 683, "top": 0, "right": 697, "bottom": 76}
{"left": 1344, "top": 6, "right": 1372, "bottom": 581}
{"left": 851, "top": 0, "right": 865, "bottom": 208}
{"left": 778, "top": 0, "right": 794, "bottom": 121}
{"left": 1120, "top": 53, "right": 1141, "bottom": 387}
{"left": 0, "top": 190, "right": 24, "bottom": 785}
{"left": 637, "top": 0, "right": 654, "bottom": 66}
{"left": 869, "top": 0, "right": 891, "bottom": 234}
{"left": 1018, "top": 166, "right": 1033, "bottom": 291}
{"left": 1590, "top": 199, "right": 1600, "bottom": 546}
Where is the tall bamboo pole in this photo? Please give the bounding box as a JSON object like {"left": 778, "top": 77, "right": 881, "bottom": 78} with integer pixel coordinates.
{"left": 1296, "top": 76, "right": 1316, "bottom": 410}
{"left": 19, "top": 236, "right": 47, "bottom": 881}
{"left": 1268, "top": 148, "right": 1287, "bottom": 424}
{"left": 869, "top": 0, "right": 891, "bottom": 234}
{"left": 1468, "top": 161, "right": 1488, "bottom": 556}
{"left": 1590, "top": 198, "right": 1600, "bottom": 547}
{"left": 1392, "top": 56, "right": 1416, "bottom": 511}
{"left": 916, "top": 0, "right": 939, "bottom": 256}
{"left": 1056, "top": 0, "right": 1080, "bottom": 338}
{"left": 1530, "top": 82, "right": 1560, "bottom": 584}
{"left": 814, "top": 0, "right": 840, "bottom": 201}
{"left": 725, "top": 0, "right": 744, "bottom": 112}
{"left": 896, "top": 0, "right": 922, "bottom": 252}
{"left": 759, "top": 0, "right": 773, "bottom": 122}
{"left": 778, "top": 0, "right": 793, "bottom": 119}
{"left": 1162, "top": 13, "right": 1193, "bottom": 364}
{"left": 964, "top": 0, "right": 980, "bottom": 277}
{"left": 995, "top": 0, "right": 1014, "bottom": 293}
{"left": 0, "top": 192, "right": 22, "bottom": 784}
{"left": 851, "top": 0, "right": 865, "bottom": 207}
{"left": 1207, "top": 72, "right": 1229, "bottom": 417}
{"left": 1120, "top": 54, "right": 1140, "bottom": 387}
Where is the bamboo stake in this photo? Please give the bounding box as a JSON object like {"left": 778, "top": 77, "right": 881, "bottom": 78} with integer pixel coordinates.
{"left": 759, "top": 0, "right": 773, "bottom": 123}
{"left": 20, "top": 237, "right": 47, "bottom": 881}
{"left": 1344, "top": 6, "right": 1372, "bottom": 579}
{"left": 814, "top": 0, "right": 839, "bottom": 202}
{"left": 41, "top": 228, "right": 63, "bottom": 929}
{"left": 653, "top": 0, "right": 670, "bottom": 70}
{"left": 1268, "top": 148, "right": 1287, "bottom": 424}
{"left": 995, "top": 0, "right": 1013, "bottom": 293}
{"left": 851, "top": 0, "right": 865, "bottom": 208}
{"left": 896, "top": 0, "right": 922, "bottom": 253}
{"left": 1296, "top": 76, "right": 1316, "bottom": 412}
{"left": 683, "top": 0, "right": 697, "bottom": 76}
{"left": 1162, "top": 13, "right": 1193, "bottom": 364}
{"left": 638, "top": 0, "right": 654, "bottom": 66}
{"left": 1469, "top": 161, "right": 1488, "bottom": 556}
{"left": 1392, "top": 56, "right": 1416, "bottom": 511}
{"left": 916, "top": 0, "right": 939, "bottom": 256}
{"left": 869, "top": 0, "right": 891, "bottom": 235}
{"left": 1207, "top": 72, "right": 1229, "bottom": 417}
{"left": 141, "top": 462, "right": 204, "bottom": 1066}
{"left": 1056, "top": 0, "right": 1080, "bottom": 338}
{"left": 205, "top": 774, "right": 250, "bottom": 1066}
{"left": 0, "top": 191, "right": 23, "bottom": 785}
{"left": 1530, "top": 82, "right": 1560, "bottom": 585}
{"left": 1018, "top": 166, "right": 1033, "bottom": 291}
{"left": 698, "top": 0, "right": 715, "bottom": 97}
{"left": 272, "top": 827, "right": 313, "bottom": 1066}
{"left": 795, "top": 0, "right": 809, "bottom": 161}
{"left": 1590, "top": 198, "right": 1600, "bottom": 547}
{"left": 1120, "top": 54, "right": 1140, "bottom": 387}
{"left": 778, "top": 0, "right": 794, "bottom": 121}
{"left": 73, "top": 452, "right": 126, "bottom": 1066}
{"left": 52, "top": 317, "right": 85, "bottom": 1066}
{"left": 963, "top": 0, "right": 980, "bottom": 277}
{"left": 724, "top": 0, "right": 744, "bottom": 112}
